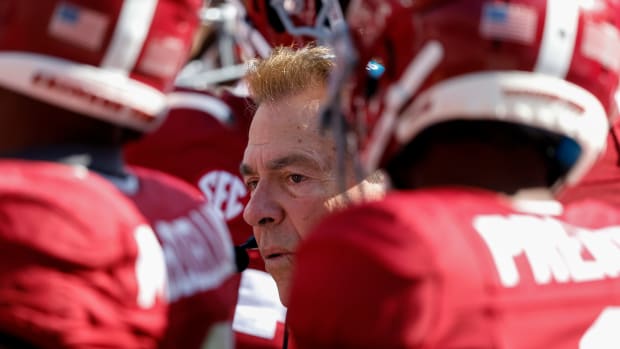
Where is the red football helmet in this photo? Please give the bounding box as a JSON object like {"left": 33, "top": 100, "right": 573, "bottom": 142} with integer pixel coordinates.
{"left": 333, "top": 0, "right": 620, "bottom": 188}
{"left": 0, "top": 0, "right": 202, "bottom": 132}
{"left": 232, "top": 0, "right": 347, "bottom": 58}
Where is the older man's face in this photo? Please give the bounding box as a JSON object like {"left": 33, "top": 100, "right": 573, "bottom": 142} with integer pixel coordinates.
{"left": 241, "top": 86, "right": 365, "bottom": 305}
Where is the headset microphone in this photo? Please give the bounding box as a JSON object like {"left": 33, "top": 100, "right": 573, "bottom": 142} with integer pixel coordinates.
{"left": 234, "top": 236, "right": 257, "bottom": 272}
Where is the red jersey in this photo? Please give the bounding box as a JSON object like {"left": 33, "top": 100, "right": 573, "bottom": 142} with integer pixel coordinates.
{"left": 124, "top": 87, "right": 254, "bottom": 246}
{"left": 288, "top": 188, "right": 620, "bottom": 349}
{"left": 0, "top": 160, "right": 168, "bottom": 349}
{"left": 120, "top": 165, "right": 238, "bottom": 349}
{"left": 124, "top": 88, "right": 287, "bottom": 349}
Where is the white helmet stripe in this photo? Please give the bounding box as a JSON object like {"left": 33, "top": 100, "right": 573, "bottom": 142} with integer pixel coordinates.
{"left": 101, "top": 0, "right": 159, "bottom": 73}
{"left": 167, "top": 91, "right": 233, "bottom": 125}
{"left": 0, "top": 53, "right": 167, "bottom": 132}
{"left": 394, "top": 72, "right": 608, "bottom": 187}
{"left": 534, "top": 0, "right": 579, "bottom": 78}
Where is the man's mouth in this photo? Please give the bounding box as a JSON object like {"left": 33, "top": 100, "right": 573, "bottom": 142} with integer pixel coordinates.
{"left": 262, "top": 247, "right": 293, "bottom": 261}
{"left": 266, "top": 252, "right": 292, "bottom": 260}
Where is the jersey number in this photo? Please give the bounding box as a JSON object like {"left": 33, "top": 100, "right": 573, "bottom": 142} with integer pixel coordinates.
{"left": 134, "top": 225, "right": 167, "bottom": 308}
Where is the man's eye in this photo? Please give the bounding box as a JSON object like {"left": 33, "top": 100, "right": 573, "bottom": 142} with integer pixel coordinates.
{"left": 289, "top": 174, "right": 305, "bottom": 184}
{"left": 246, "top": 180, "right": 258, "bottom": 191}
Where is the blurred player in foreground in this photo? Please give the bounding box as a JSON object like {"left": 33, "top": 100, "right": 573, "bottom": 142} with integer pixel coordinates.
{"left": 0, "top": 1, "right": 238, "bottom": 348}
{"left": 288, "top": 0, "right": 620, "bottom": 348}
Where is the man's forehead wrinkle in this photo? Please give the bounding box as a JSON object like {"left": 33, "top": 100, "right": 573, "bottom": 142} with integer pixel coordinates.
{"left": 260, "top": 99, "right": 325, "bottom": 132}
{"left": 267, "top": 153, "right": 324, "bottom": 171}
{"left": 240, "top": 149, "right": 330, "bottom": 175}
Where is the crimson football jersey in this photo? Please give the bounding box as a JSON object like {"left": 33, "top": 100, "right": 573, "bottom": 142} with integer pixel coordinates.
{"left": 116, "top": 165, "right": 239, "bottom": 349}
{"left": 288, "top": 188, "right": 620, "bottom": 349}
{"left": 0, "top": 160, "right": 168, "bottom": 349}
{"left": 124, "top": 88, "right": 287, "bottom": 349}
{"left": 124, "top": 87, "right": 254, "bottom": 247}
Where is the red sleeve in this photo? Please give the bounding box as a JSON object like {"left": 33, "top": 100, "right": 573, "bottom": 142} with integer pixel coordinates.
{"left": 287, "top": 203, "right": 437, "bottom": 349}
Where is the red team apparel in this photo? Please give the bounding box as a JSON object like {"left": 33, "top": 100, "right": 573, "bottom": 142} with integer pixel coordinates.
{"left": 115, "top": 165, "right": 238, "bottom": 349}
{"left": 289, "top": 188, "right": 620, "bottom": 349}
{"left": 0, "top": 0, "right": 228, "bottom": 347}
{"left": 0, "top": 161, "right": 168, "bottom": 349}
{"left": 125, "top": 88, "right": 254, "bottom": 246}
{"left": 125, "top": 89, "right": 288, "bottom": 349}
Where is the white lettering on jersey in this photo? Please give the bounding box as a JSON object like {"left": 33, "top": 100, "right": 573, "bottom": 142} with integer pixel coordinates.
{"left": 580, "top": 307, "right": 620, "bottom": 349}
{"left": 473, "top": 215, "right": 620, "bottom": 287}
{"left": 134, "top": 224, "right": 168, "bottom": 308}
{"left": 198, "top": 170, "right": 247, "bottom": 221}
{"left": 155, "top": 203, "right": 235, "bottom": 302}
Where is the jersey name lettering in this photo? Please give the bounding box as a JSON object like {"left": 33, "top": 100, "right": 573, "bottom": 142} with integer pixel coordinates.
{"left": 155, "top": 203, "right": 235, "bottom": 301}
{"left": 474, "top": 214, "right": 620, "bottom": 287}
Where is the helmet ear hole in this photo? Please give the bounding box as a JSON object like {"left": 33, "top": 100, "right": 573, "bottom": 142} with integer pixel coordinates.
{"left": 548, "top": 136, "right": 581, "bottom": 185}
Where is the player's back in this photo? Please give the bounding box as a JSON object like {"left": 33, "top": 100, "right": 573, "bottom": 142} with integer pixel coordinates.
{"left": 289, "top": 187, "right": 620, "bottom": 349}
{"left": 116, "top": 165, "right": 238, "bottom": 349}
{"left": 0, "top": 160, "right": 167, "bottom": 349}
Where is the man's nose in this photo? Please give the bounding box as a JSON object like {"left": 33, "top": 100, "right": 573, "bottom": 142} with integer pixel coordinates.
{"left": 243, "top": 181, "right": 284, "bottom": 227}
